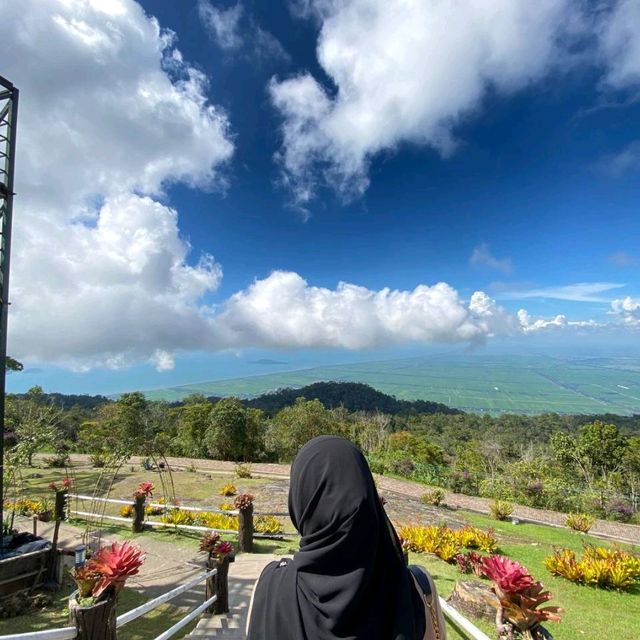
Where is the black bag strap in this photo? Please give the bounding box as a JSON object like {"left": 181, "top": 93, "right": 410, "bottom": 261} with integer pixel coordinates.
{"left": 408, "top": 565, "right": 432, "bottom": 598}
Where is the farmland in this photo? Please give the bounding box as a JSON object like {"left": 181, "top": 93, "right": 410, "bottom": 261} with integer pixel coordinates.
{"left": 144, "top": 353, "right": 640, "bottom": 415}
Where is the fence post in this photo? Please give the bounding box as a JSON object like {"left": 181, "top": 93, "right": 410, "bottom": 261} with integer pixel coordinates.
{"left": 133, "top": 495, "right": 146, "bottom": 533}
{"left": 206, "top": 553, "right": 231, "bottom": 614}
{"left": 55, "top": 489, "right": 68, "bottom": 521}
{"left": 69, "top": 594, "right": 117, "bottom": 640}
{"left": 237, "top": 500, "right": 254, "bottom": 553}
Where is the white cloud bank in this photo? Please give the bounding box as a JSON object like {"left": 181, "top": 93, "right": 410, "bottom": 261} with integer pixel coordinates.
{"left": 2, "top": 0, "right": 233, "bottom": 371}
{"left": 271, "top": 0, "right": 640, "bottom": 204}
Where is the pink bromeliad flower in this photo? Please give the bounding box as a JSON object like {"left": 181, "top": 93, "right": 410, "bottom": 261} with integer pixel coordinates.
{"left": 480, "top": 555, "right": 534, "bottom": 595}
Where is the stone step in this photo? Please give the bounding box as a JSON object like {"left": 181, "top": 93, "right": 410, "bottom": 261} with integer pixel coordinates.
{"left": 187, "top": 554, "right": 285, "bottom": 640}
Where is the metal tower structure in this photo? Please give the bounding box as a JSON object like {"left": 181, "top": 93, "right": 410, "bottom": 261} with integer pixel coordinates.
{"left": 0, "top": 75, "right": 19, "bottom": 551}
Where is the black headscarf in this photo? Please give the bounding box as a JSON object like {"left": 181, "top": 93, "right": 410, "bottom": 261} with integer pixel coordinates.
{"left": 247, "top": 436, "right": 423, "bottom": 640}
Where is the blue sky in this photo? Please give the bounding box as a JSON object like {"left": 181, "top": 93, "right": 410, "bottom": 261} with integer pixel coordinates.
{"left": 3, "top": 0, "right": 640, "bottom": 395}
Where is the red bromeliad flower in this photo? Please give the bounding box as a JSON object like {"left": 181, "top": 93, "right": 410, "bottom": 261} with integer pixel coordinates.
{"left": 480, "top": 555, "right": 534, "bottom": 595}
{"left": 49, "top": 481, "right": 58, "bottom": 491}
{"left": 87, "top": 541, "right": 145, "bottom": 599}
{"left": 62, "top": 477, "right": 73, "bottom": 488}
{"left": 133, "top": 482, "right": 154, "bottom": 498}
{"left": 213, "top": 541, "right": 233, "bottom": 557}
{"left": 199, "top": 532, "right": 221, "bottom": 553}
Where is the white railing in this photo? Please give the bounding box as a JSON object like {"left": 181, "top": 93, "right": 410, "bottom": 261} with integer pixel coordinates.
{"left": 0, "top": 629, "right": 77, "bottom": 640}
{"left": 440, "top": 598, "right": 492, "bottom": 640}
{"left": 66, "top": 493, "right": 298, "bottom": 538}
{"left": 0, "top": 568, "right": 218, "bottom": 640}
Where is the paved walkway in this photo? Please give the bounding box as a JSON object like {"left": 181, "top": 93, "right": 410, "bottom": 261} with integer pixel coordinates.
{"left": 188, "top": 554, "right": 282, "bottom": 639}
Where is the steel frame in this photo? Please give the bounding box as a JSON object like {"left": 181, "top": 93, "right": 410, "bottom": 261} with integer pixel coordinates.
{"left": 0, "top": 75, "right": 19, "bottom": 552}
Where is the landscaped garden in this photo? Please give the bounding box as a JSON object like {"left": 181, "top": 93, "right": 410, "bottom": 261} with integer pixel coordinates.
{"left": 3, "top": 457, "right": 639, "bottom": 639}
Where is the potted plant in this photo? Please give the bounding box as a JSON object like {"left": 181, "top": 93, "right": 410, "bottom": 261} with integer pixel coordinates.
{"left": 200, "top": 533, "right": 233, "bottom": 614}
{"left": 69, "top": 541, "right": 145, "bottom": 640}
{"left": 36, "top": 497, "right": 53, "bottom": 522}
{"left": 480, "top": 555, "right": 562, "bottom": 639}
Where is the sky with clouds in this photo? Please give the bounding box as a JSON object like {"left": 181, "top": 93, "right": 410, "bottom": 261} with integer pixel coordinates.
{"left": 2, "top": 0, "right": 640, "bottom": 394}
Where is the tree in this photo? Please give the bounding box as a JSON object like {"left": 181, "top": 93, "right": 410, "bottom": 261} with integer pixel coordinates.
{"left": 5, "top": 356, "right": 23, "bottom": 371}
{"left": 267, "top": 398, "right": 344, "bottom": 461}
{"left": 173, "top": 398, "right": 213, "bottom": 458}
{"left": 6, "top": 387, "right": 64, "bottom": 465}
{"left": 205, "top": 398, "right": 265, "bottom": 461}
{"left": 552, "top": 422, "right": 628, "bottom": 504}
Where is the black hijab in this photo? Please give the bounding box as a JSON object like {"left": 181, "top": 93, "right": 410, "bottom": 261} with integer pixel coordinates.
{"left": 247, "top": 436, "right": 423, "bottom": 640}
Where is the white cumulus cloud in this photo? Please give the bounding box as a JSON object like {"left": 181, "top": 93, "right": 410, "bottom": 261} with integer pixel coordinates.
{"left": 517, "top": 309, "right": 603, "bottom": 333}
{"left": 610, "top": 296, "right": 640, "bottom": 326}
{"left": 2, "top": 0, "right": 234, "bottom": 369}
{"left": 270, "top": 0, "right": 581, "bottom": 204}
{"left": 214, "top": 271, "right": 514, "bottom": 349}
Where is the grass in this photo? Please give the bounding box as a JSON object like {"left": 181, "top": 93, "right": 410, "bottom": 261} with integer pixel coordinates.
{"left": 0, "top": 577, "right": 197, "bottom": 639}
{"left": 407, "top": 510, "right": 640, "bottom": 640}
{"left": 5, "top": 461, "right": 640, "bottom": 639}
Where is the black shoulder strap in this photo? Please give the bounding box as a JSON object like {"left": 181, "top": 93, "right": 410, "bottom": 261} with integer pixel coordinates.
{"left": 408, "top": 564, "right": 432, "bottom": 598}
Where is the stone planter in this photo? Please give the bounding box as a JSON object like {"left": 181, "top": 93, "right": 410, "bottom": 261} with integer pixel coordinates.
{"left": 37, "top": 511, "right": 52, "bottom": 523}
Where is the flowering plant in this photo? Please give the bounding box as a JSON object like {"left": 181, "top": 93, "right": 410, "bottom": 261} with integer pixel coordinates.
{"left": 213, "top": 541, "right": 233, "bottom": 558}
{"left": 49, "top": 477, "right": 73, "bottom": 492}
{"left": 133, "top": 481, "right": 154, "bottom": 499}
{"left": 72, "top": 541, "right": 145, "bottom": 604}
{"left": 199, "top": 532, "right": 221, "bottom": 553}
{"left": 480, "top": 555, "right": 562, "bottom": 635}
{"left": 234, "top": 493, "right": 254, "bottom": 511}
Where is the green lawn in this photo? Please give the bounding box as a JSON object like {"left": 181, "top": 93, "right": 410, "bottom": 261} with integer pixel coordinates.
{"left": 0, "top": 577, "right": 198, "bottom": 639}
{"left": 408, "top": 511, "right": 640, "bottom": 640}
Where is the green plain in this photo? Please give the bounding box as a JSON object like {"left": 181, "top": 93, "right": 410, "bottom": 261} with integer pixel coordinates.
{"left": 143, "top": 353, "right": 640, "bottom": 415}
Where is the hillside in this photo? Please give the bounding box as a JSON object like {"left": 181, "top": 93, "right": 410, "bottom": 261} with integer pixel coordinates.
{"left": 142, "top": 353, "right": 640, "bottom": 415}
{"left": 241, "top": 381, "right": 462, "bottom": 416}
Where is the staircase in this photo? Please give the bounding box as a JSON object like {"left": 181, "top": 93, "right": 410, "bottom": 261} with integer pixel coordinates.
{"left": 188, "top": 554, "right": 284, "bottom": 639}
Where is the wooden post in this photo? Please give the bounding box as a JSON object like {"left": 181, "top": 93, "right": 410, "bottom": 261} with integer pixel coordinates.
{"left": 133, "top": 495, "right": 145, "bottom": 533}
{"left": 69, "top": 593, "right": 117, "bottom": 640}
{"left": 206, "top": 553, "right": 230, "bottom": 614}
{"left": 32, "top": 515, "right": 38, "bottom": 536}
{"left": 238, "top": 503, "right": 253, "bottom": 553}
{"left": 55, "top": 489, "right": 68, "bottom": 521}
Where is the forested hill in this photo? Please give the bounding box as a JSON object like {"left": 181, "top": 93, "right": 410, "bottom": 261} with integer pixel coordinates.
{"left": 10, "top": 391, "right": 110, "bottom": 411}
{"left": 237, "top": 381, "right": 463, "bottom": 416}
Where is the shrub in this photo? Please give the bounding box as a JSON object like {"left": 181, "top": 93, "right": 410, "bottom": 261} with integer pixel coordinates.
{"left": 455, "top": 551, "right": 484, "bottom": 576}
{"left": 141, "top": 457, "right": 155, "bottom": 471}
{"left": 119, "top": 505, "right": 133, "bottom": 518}
{"left": 604, "top": 499, "right": 634, "bottom": 523}
{"left": 218, "top": 502, "right": 235, "bottom": 511}
{"left": 421, "top": 489, "right": 445, "bottom": 506}
{"left": 254, "top": 515, "right": 283, "bottom": 535}
{"left": 161, "top": 509, "right": 195, "bottom": 526}
{"left": 145, "top": 504, "right": 164, "bottom": 516}
{"left": 391, "top": 458, "right": 415, "bottom": 477}
{"left": 397, "top": 523, "right": 497, "bottom": 563}
{"left": 43, "top": 453, "right": 69, "bottom": 468}
{"left": 545, "top": 544, "right": 640, "bottom": 591}
{"left": 219, "top": 483, "right": 237, "bottom": 497}
{"left": 490, "top": 499, "right": 514, "bottom": 521}
{"left": 367, "top": 457, "right": 386, "bottom": 475}
{"left": 89, "top": 454, "right": 107, "bottom": 468}
{"left": 456, "top": 525, "right": 498, "bottom": 553}
{"left": 196, "top": 511, "right": 238, "bottom": 531}
{"left": 565, "top": 512, "right": 595, "bottom": 533}
{"left": 235, "top": 463, "right": 252, "bottom": 479}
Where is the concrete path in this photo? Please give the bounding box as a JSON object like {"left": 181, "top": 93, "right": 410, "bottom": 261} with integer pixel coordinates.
{"left": 188, "top": 554, "right": 283, "bottom": 640}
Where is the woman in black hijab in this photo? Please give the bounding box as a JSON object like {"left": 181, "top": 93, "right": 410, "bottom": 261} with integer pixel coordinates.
{"left": 246, "top": 435, "right": 427, "bottom": 640}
